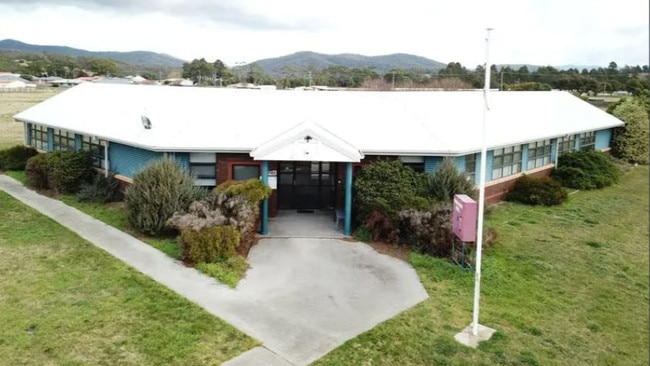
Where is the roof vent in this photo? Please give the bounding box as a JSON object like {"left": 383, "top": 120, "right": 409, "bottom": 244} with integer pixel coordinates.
{"left": 141, "top": 115, "right": 152, "bottom": 129}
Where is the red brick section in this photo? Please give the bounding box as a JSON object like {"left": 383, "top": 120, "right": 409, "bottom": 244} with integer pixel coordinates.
{"left": 484, "top": 167, "right": 553, "bottom": 203}
{"left": 215, "top": 153, "right": 256, "bottom": 184}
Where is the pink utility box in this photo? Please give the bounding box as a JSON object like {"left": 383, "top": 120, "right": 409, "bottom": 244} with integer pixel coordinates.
{"left": 452, "top": 194, "right": 478, "bottom": 242}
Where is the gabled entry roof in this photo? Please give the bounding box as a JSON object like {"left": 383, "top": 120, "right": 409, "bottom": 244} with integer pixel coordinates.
{"left": 250, "top": 121, "right": 364, "bottom": 162}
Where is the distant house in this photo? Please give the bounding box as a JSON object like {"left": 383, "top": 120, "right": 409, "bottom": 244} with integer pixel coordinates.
{"left": 14, "top": 83, "right": 624, "bottom": 235}
{"left": 0, "top": 80, "right": 36, "bottom": 89}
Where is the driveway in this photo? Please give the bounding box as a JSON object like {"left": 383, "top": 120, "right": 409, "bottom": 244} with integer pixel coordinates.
{"left": 241, "top": 237, "right": 427, "bottom": 340}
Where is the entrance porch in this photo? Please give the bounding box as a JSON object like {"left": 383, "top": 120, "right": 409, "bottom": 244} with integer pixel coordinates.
{"left": 266, "top": 209, "right": 346, "bottom": 238}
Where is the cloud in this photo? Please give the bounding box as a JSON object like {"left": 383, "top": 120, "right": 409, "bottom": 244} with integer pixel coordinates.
{"left": 0, "top": 0, "right": 322, "bottom": 30}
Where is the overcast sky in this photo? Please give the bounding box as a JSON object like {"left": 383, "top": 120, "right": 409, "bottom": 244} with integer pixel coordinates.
{"left": 0, "top": 0, "right": 647, "bottom": 68}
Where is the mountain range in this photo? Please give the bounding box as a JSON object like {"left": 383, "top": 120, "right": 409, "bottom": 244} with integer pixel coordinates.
{"left": 247, "top": 51, "right": 447, "bottom": 75}
{"left": 0, "top": 39, "right": 185, "bottom": 68}
{"left": 0, "top": 39, "right": 611, "bottom": 76}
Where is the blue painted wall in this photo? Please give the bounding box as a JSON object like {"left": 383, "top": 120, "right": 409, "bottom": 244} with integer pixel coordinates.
{"left": 550, "top": 138, "right": 558, "bottom": 163}
{"left": 173, "top": 152, "right": 190, "bottom": 171}
{"left": 521, "top": 144, "right": 529, "bottom": 172}
{"left": 46, "top": 127, "right": 54, "bottom": 152}
{"left": 485, "top": 150, "right": 494, "bottom": 181}
{"left": 454, "top": 156, "right": 466, "bottom": 172}
{"left": 424, "top": 156, "right": 443, "bottom": 173}
{"left": 109, "top": 142, "right": 163, "bottom": 178}
{"left": 595, "top": 129, "right": 613, "bottom": 150}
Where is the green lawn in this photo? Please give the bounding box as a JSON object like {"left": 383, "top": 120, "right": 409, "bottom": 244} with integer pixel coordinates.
{"left": 315, "top": 166, "right": 649, "bottom": 366}
{"left": 0, "top": 191, "right": 256, "bottom": 365}
{"left": 0, "top": 175, "right": 245, "bottom": 286}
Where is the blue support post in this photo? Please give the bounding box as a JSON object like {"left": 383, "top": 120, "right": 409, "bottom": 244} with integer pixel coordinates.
{"left": 344, "top": 162, "right": 353, "bottom": 236}
{"left": 46, "top": 128, "right": 54, "bottom": 152}
{"left": 24, "top": 123, "right": 32, "bottom": 146}
{"left": 260, "top": 161, "right": 269, "bottom": 235}
{"left": 74, "top": 134, "right": 83, "bottom": 151}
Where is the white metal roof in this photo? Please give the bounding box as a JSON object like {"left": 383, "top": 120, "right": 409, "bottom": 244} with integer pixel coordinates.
{"left": 14, "top": 82, "right": 624, "bottom": 156}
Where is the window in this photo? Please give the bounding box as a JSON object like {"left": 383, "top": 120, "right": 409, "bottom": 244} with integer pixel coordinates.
{"left": 492, "top": 145, "right": 522, "bottom": 180}
{"left": 81, "top": 136, "right": 106, "bottom": 169}
{"left": 232, "top": 164, "right": 260, "bottom": 181}
{"left": 53, "top": 129, "right": 76, "bottom": 151}
{"left": 189, "top": 153, "right": 216, "bottom": 186}
{"left": 527, "top": 140, "right": 552, "bottom": 170}
{"left": 399, "top": 156, "right": 425, "bottom": 173}
{"left": 465, "top": 153, "right": 476, "bottom": 185}
{"left": 580, "top": 131, "right": 595, "bottom": 151}
{"left": 30, "top": 124, "right": 48, "bottom": 150}
{"left": 557, "top": 135, "right": 576, "bottom": 156}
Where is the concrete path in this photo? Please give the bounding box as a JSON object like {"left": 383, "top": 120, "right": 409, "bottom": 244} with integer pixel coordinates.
{"left": 0, "top": 175, "right": 428, "bottom": 366}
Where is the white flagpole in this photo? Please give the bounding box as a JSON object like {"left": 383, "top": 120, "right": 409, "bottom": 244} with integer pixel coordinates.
{"left": 472, "top": 27, "right": 493, "bottom": 336}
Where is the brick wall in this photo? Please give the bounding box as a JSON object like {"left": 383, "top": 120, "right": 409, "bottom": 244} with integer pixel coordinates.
{"left": 484, "top": 166, "right": 553, "bottom": 203}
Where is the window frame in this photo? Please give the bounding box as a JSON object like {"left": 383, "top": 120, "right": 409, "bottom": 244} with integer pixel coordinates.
{"left": 81, "top": 136, "right": 106, "bottom": 169}
{"left": 30, "top": 124, "right": 48, "bottom": 151}
{"left": 527, "top": 139, "right": 552, "bottom": 170}
{"left": 557, "top": 134, "right": 576, "bottom": 156}
{"left": 52, "top": 129, "right": 76, "bottom": 151}
{"left": 492, "top": 145, "right": 522, "bottom": 180}
{"left": 228, "top": 162, "right": 261, "bottom": 181}
{"left": 465, "top": 153, "right": 476, "bottom": 185}
{"left": 579, "top": 131, "right": 596, "bottom": 151}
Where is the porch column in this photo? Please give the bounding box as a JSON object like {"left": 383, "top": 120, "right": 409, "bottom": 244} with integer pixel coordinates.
{"left": 344, "top": 162, "right": 352, "bottom": 236}
{"left": 260, "top": 160, "right": 269, "bottom": 235}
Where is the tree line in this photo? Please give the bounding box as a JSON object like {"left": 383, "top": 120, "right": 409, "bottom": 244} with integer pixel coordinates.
{"left": 183, "top": 58, "right": 649, "bottom": 95}
{"left": 0, "top": 52, "right": 176, "bottom": 80}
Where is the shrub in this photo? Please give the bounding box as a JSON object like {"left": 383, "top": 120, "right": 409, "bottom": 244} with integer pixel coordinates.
{"left": 505, "top": 175, "right": 568, "bottom": 206}
{"left": 179, "top": 225, "right": 240, "bottom": 264}
{"left": 215, "top": 178, "right": 271, "bottom": 203}
{"left": 25, "top": 153, "right": 50, "bottom": 190}
{"left": 610, "top": 97, "right": 649, "bottom": 164}
{"left": 426, "top": 157, "right": 476, "bottom": 203}
{"left": 365, "top": 209, "right": 399, "bottom": 243}
{"left": 399, "top": 206, "right": 498, "bottom": 263}
{"left": 0, "top": 145, "right": 38, "bottom": 170}
{"left": 77, "top": 172, "right": 123, "bottom": 203}
{"left": 398, "top": 204, "right": 454, "bottom": 257}
{"left": 168, "top": 192, "right": 258, "bottom": 254}
{"left": 46, "top": 150, "right": 95, "bottom": 193}
{"left": 552, "top": 151, "right": 621, "bottom": 190}
{"left": 353, "top": 160, "right": 428, "bottom": 226}
{"left": 125, "top": 158, "right": 205, "bottom": 236}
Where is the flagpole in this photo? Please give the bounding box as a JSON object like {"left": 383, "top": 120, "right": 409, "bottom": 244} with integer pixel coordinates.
{"left": 472, "top": 27, "right": 492, "bottom": 336}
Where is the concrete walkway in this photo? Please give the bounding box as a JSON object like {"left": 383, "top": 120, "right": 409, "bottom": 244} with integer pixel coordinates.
{"left": 0, "top": 175, "right": 428, "bottom": 366}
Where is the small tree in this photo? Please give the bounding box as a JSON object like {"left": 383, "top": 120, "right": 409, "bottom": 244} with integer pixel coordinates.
{"left": 611, "top": 97, "right": 649, "bottom": 164}
{"left": 124, "top": 158, "right": 204, "bottom": 236}
{"left": 425, "top": 157, "right": 476, "bottom": 203}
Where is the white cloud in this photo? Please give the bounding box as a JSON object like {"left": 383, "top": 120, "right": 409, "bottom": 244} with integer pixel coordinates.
{"left": 0, "top": 0, "right": 647, "bottom": 67}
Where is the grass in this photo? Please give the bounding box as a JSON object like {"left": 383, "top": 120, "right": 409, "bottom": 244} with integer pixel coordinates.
{"left": 0, "top": 190, "right": 256, "bottom": 365}
{"left": 315, "top": 165, "right": 649, "bottom": 366}
{"left": 0, "top": 169, "right": 250, "bottom": 287}
{"left": 0, "top": 89, "right": 59, "bottom": 150}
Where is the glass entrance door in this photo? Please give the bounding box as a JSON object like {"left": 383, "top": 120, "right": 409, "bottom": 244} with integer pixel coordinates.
{"left": 278, "top": 161, "right": 335, "bottom": 209}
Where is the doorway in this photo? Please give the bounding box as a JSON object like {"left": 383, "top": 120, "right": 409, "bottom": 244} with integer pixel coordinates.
{"left": 277, "top": 161, "right": 337, "bottom": 210}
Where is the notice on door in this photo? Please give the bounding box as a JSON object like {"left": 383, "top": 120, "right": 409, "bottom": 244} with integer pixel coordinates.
{"left": 268, "top": 176, "right": 278, "bottom": 189}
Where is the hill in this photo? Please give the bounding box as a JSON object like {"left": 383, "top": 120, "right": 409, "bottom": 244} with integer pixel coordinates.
{"left": 0, "top": 39, "right": 185, "bottom": 68}
{"left": 248, "top": 51, "right": 446, "bottom": 75}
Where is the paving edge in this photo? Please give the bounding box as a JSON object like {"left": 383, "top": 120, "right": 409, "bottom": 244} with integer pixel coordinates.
{"left": 221, "top": 347, "right": 295, "bottom": 366}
